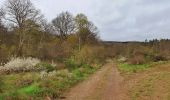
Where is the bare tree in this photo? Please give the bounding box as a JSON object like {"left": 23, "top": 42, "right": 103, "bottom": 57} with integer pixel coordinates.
{"left": 4, "top": 0, "right": 43, "bottom": 56}
{"left": 52, "top": 11, "right": 75, "bottom": 40}
{"left": 0, "top": 9, "right": 5, "bottom": 20}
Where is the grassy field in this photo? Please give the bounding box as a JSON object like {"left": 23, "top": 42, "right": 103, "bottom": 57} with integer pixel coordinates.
{"left": 0, "top": 64, "right": 99, "bottom": 99}
{"left": 118, "top": 61, "right": 168, "bottom": 73}
{"left": 118, "top": 61, "right": 170, "bottom": 100}
{"left": 131, "top": 72, "right": 170, "bottom": 100}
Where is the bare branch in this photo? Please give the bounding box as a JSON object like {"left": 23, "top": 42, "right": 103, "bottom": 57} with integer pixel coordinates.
{"left": 52, "top": 11, "right": 75, "bottom": 40}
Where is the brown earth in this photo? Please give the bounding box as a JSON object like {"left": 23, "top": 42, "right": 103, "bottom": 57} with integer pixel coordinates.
{"left": 62, "top": 62, "right": 129, "bottom": 100}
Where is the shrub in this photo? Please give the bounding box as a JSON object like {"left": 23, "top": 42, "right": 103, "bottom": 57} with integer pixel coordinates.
{"left": 117, "top": 56, "right": 127, "bottom": 63}
{"left": 153, "top": 55, "right": 167, "bottom": 62}
{"left": 0, "top": 57, "right": 40, "bottom": 74}
{"left": 64, "top": 58, "right": 82, "bottom": 70}
{"left": 75, "top": 45, "right": 106, "bottom": 64}
{"left": 40, "top": 69, "right": 71, "bottom": 81}
{"left": 128, "top": 54, "right": 146, "bottom": 65}
{"left": 40, "top": 71, "right": 57, "bottom": 79}
{"left": 65, "top": 59, "right": 78, "bottom": 69}
{"left": 56, "top": 69, "right": 70, "bottom": 78}
{"left": 72, "top": 69, "right": 84, "bottom": 80}
{"left": 36, "top": 62, "right": 55, "bottom": 72}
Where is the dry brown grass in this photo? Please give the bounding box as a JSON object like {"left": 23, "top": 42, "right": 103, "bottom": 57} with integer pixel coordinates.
{"left": 122, "top": 62, "right": 170, "bottom": 100}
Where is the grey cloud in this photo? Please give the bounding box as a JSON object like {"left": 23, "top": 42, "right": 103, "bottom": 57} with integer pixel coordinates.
{"left": 0, "top": 0, "right": 170, "bottom": 41}
{"left": 95, "top": 0, "right": 170, "bottom": 41}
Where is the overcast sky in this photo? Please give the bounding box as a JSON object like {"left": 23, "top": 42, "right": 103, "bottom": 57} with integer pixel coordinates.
{"left": 1, "top": 0, "right": 170, "bottom": 41}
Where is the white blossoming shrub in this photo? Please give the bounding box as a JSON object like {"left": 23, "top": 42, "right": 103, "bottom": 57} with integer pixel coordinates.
{"left": 40, "top": 71, "right": 57, "bottom": 79}
{"left": 118, "top": 56, "right": 127, "bottom": 63}
{"left": 40, "top": 71, "right": 48, "bottom": 79}
{"left": 0, "top": 57, "right": 40, "bottom": 73}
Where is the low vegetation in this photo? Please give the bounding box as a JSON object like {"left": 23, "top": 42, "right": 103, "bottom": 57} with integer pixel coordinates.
{"left": 0, "top": 59, "right": 100, "bottom": 99}
{"left": 118, "top": 57, "right": 170, "bottom": 100}
{"left": 118, "top": 63, "right": 151, "bottom": 73}
{"left": 118, "top": 61, "right": 168, "bottom": 73}
{"left": 0, "top": 57, "right": 40, "bottom": 74}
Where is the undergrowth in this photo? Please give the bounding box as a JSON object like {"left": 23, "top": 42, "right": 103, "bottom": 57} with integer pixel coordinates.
{"left": 0, "top": 62, "right": 99, "bottom": 99}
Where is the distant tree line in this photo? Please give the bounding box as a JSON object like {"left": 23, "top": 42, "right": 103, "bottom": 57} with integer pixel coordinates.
{"left": 103, "top": 39, "right": 170, "bottom": 64}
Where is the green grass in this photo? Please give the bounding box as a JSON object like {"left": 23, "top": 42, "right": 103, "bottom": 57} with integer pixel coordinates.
{"left": 18, "top": 83, "right": 41, "bottom": 95}
{"left": 118, "top": 61, "right": 168, "bottom": 73}
{"left": 0, "top": 63, "right": 99, "bottom": 99}
{"left": 118, "top": 63, "right": 151, "bottom": 73}
{"left": 0, "top": 73, "right": 42, "bottom": 99}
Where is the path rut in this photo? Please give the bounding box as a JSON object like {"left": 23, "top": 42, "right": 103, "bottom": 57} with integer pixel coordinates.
{"left": 62, "top": 62, "right": 128, "bottom": 100}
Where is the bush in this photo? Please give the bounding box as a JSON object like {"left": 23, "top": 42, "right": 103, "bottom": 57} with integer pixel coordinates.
{"left": 39, "top": 69, "right": 71, "bottom": 80}
{"left": 72, "top": 69, "right": 84, "bottom": 80}
{"left": 65, "top": 59, "right": 74, "bottom": 68}
{"left": 36, "top": 62, "right": 55, "bottom": 72}
{"left": 153, "top": 55, "right": 167, "bottom": 62}
{"left": 117, "top": 56, "right": 127, "bottom": 63}
{"left": 56, "top": 69, "right": 70, "bottom": 78}
{"left": 128, "top": 54, "right": 146, "bottom": 65}
{"left": 64, "top": 58, "right": 80, "bottom": 70}
{"left": 40, "top": 71, "right": 57, "bottom": 79}
{"left": 0, "top": 57, "right": 40, "bottom": 74}
{"left": 75, "top": 45, "right": 106, "bottom": 64}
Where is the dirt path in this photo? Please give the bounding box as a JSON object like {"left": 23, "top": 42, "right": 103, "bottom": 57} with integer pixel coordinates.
{"left": 62, "top": 62, "right": 128, "bottom": 100}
